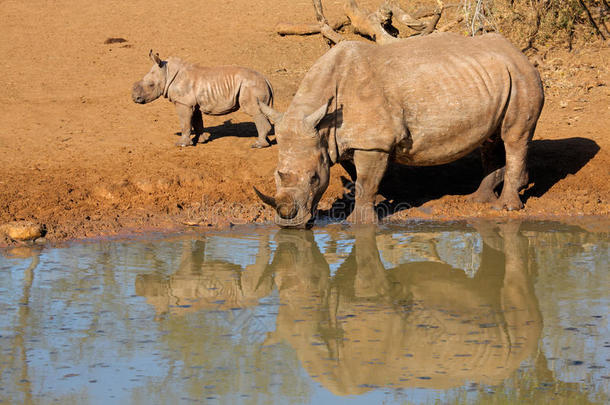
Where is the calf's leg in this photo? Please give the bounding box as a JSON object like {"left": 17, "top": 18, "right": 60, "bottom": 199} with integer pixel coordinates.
{"left": 175, "top": 103, "right": 195, "bottom": 147}
{"left": 239, "top": 87, "right": 272, "bottom": 148}
{"left": 347, "top": 150, "right": 389, "bottom": 224}
{"left": 191, "top": 106, "right": 210, "bottom": 143}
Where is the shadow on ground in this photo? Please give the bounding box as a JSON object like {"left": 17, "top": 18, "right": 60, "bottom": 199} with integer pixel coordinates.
{"left": 174, "top": 117, "right": 276, "bottom": 145}
{"left": 318, "top": 137, "right": 599, "bottom": 222}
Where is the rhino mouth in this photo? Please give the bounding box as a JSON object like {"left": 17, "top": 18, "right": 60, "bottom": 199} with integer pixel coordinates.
{"left": 274, "top": 211, "right": 313, "bottom": 229}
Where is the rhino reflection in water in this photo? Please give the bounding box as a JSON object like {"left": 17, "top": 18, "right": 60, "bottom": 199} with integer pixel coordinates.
{"left": 134, "top": 223, "right": 541, "bottom": 395}
{"left": 267, "top": 223, "right": 541, "bottom": 395}
{"left": 135, "top": 237, "right": 273, "bottom": 315}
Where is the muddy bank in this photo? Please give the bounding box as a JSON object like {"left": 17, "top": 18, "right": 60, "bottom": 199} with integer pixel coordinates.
{"left": 0, "top": 1, "right": 608, "bottom": 246}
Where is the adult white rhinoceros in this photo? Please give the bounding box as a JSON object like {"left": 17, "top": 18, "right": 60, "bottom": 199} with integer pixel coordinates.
{"left": 255, "top": 33, "right": 544, "bottom": 227}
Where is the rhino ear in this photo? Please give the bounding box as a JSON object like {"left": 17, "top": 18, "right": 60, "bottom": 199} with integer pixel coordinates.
{"left": 258, "top": 101, "right": 284, "bottom": 123}
{"left": 149, "top": 50, "right": 163, "bottom": 67}
{"left": 304, "top": 98, "right": 331, "bottom": 130}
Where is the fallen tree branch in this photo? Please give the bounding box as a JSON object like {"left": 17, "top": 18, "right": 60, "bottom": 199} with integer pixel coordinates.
{"left": 313, "top": 0, "right": 347, "bottom": 44}
{"left": 344, "top": 0, "right": 399, "bottom": 44}
{"left": 421, "top": 0, "right": 444, "bottom": 35}
{"left": 438, "top": 15, "right": 464, "bottom": 32}
{"left": 275, "top": 0, "right": 450, "bottom": 45}
{"left": 276, "top": 19, "right": 350, "bottom": 36}
{"left": 276, "top": 0, "right": 349, "bottom": 44}
{"left": 387, "top": 0, "right": 447, "bottom": 34}
{"left": 386, "top": 0, "right": 427, "bottom": 31}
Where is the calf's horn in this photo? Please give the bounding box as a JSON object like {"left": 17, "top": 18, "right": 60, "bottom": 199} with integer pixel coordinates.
{"left": 254, "top": 187, "right": 277, "bottom": 209}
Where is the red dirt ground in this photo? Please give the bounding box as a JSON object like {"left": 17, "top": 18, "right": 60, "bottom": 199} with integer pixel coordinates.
{"left": 1, "top": 0, "right": 608, "bottom": 246}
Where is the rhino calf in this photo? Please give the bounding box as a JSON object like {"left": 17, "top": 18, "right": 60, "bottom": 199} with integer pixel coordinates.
{"left": 132, "top": 50, "right": 274, "bottom": 148}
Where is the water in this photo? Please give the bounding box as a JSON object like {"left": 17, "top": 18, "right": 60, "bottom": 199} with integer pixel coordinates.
{"left": 0, "top": 220, "right": 608, "bottom": 404}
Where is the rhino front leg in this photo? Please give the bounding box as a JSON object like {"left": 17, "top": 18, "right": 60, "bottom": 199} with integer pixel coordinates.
{"left": 175, "top": 103, "right": 195, "bottom": 147}
{"left": 347, "top": 150, "right": 389, "bottom": 224}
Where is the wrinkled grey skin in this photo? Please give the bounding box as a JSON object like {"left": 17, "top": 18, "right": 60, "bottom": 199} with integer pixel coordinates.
{"left": 132, "top": 50, "right": 274, "bottom": 148}
{"left": 255, "top": 33, "right": 544, "bottom": 228}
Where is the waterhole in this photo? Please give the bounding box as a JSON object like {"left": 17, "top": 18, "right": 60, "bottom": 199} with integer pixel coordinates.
{"left": 1, "top": 220, "right": 608, "bottom": 404}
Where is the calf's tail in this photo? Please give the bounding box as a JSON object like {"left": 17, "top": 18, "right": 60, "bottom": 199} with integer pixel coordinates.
{"left": 264, "top": 77, "right": 274, "bottom": 107}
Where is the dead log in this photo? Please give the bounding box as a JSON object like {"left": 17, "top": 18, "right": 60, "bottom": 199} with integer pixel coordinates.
{"left": 344, "top": 0, "right": 399, "bottom": 44}
{"left": 313, "top": 0, "right": 347, "bottom": 44}
{"left": 276, "top": 0, "right": 347, "bottom": 44}
{"left": 438, "top": 15, "right": 464, "bottom": 32}
{"left": 275, "top": 0, "right": 449, "bottom": 45}
{"left": 276, "top": 19, "right": 349, "bottom": 37}
{"left": 386, "top": 0, "right": 455, "bottom": 33}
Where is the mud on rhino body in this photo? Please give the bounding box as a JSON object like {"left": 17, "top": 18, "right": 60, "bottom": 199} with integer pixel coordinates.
{"left": 255, "top": 32, "right": 545, "bottom": 227}
{"left": 132, "top": 50, "right": 274, "bottom": 148}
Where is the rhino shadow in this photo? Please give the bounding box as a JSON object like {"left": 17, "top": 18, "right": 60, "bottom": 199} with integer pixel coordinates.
{"left": 321, "top": 137, "right": 599, "bottom": 220}
{"left": 524, "top": 137, "right": 600, "bottom": 199}
{"left": 175, "top": 110, "right": 276, "bottom": 145}
{"left": 264, "top": 222, "right": 543, "bottom": 395}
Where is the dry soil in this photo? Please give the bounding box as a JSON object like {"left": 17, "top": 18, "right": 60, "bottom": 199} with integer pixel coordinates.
{"left": 1, "top": 0, "right": 608, "bottom": 246}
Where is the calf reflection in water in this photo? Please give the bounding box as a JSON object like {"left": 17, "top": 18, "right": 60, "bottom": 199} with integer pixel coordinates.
{"left": 135, "top": 237, "right": 273, "bottom": 315}
{"left": 267, "top": 222, "right": 541, "bottom": 394}
{"left": 134, "top": 222, "right": 541, "bottom": 394}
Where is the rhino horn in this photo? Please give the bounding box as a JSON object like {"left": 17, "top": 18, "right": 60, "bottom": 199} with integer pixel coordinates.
{"left": 254, "top": 186, "right": 277, "bottom": 209}
{"left": 304, "top": 98, "right": 331, "bottom": 130}
{"left": 258, "top": 101, "right": 284, "bottom": 123}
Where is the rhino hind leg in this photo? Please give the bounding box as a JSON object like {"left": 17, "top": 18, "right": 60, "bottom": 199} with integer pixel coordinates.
{"left": 492, "top": 126, "right": 535, "bottom": 211}
{"left": 468, "top": 130, "right": 505, "bottom": 203}
{"left": 251, "top": 112, "right": 271, "bottom": 148}
{"left": 347, "top": 150, "right": 389, "bottom": 224}
{"left": 469, "top": 167, "right": 505, "bottom": 203}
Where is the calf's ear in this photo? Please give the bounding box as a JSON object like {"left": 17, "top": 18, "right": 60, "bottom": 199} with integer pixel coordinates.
{"left": 258, "top": 101, "right": 284, "bottom": 123}
{"left": 149, "top": 49, "right": 163, "bottom": 67}
{"left": 304, "top": 98, "right": 332, "bottom": 130}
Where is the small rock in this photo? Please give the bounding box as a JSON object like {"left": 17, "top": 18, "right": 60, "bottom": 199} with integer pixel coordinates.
{"left": 559, "top": 101, "right": 568, "bottom": 108}
{"left": 0, "top": 221, "right": 45, "bottom": 241}
{"left": 133, "top": 178, "right": 155, "bottom": 194}
{"left": 177, "top": 172, "right": 204, "bottom": 187}
{"left": 156, "top": 177, "right": 174, "bottom": 191}
{"left": 93, "top": 185, "right": 116, "bottom": 200}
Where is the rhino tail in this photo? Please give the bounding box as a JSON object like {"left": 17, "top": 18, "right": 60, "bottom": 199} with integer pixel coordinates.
{"left": 264, "top": 77, "right": 274, "bottom": 107}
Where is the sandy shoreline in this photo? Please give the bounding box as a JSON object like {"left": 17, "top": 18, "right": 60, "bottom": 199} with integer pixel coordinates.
{"left": 1, "top": 1, "right": 608, "bottom": 247}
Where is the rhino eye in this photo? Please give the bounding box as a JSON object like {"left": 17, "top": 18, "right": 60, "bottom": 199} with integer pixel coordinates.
{"left": 310, "top": 173, "right": 319, "bottom": 186}
{"left": 278, "top": 171, "right": 295, "bottom": 185}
